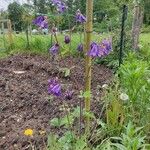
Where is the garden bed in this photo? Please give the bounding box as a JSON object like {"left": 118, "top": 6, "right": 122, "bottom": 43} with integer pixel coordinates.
{"left": 0, "top": 54, "right": 113, "bottom": 149}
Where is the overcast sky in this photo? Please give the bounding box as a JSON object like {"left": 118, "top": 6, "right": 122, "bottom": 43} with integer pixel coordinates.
{"left": 0, "top": 0, "right": 27, "bottom": 10}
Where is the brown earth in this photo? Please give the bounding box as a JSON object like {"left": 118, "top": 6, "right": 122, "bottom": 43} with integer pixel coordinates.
{"left": 0, "top": 54, "right": 113, "bottom": 150}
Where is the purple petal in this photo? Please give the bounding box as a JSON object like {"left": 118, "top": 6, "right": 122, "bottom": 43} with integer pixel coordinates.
{"left": 76, "top": 10, "right": 86, "bottom": 23}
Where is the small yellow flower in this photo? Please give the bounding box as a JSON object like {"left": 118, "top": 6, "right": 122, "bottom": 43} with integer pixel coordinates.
{"left": 24, "top": 129, "right": 33, "bottom": 136}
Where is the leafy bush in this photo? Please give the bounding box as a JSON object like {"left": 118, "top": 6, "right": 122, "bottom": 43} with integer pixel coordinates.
{"left": 119, "top": 53, "right": 150, "bottom": 126}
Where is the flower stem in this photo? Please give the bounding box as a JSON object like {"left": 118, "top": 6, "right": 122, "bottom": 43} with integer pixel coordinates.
{"left": 84, "top": 0, "right": 93, "bottom": 134}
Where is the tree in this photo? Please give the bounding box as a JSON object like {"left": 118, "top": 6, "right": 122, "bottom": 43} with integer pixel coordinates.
{"left": 8, "top": 2, "right": 24, "bottom": 31}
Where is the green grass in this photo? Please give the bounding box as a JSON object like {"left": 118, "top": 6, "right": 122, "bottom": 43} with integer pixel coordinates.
{"left": 0, "top": 32, "right": 110, "bottom": 58}
{"left": 140, "top": 33, "right": 150, "bottom": 44}
{"left": 139, "top": 33, "right": 150, "bottom": 63}
{"left": 0, "top": 32, "right": 149, "bottom": 59}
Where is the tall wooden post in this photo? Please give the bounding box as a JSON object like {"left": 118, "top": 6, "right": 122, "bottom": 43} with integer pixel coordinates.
{"left": 1, "top": 22, "right": 6, "bottom": 50}
{"left": 7, "top": 19, "right": 13, "bottom": 47}
{"left": 84, "top": 0, "right": 93, "bottom": 133}
{"left": 131, "top": 4, "right": 143, "bottom": 50}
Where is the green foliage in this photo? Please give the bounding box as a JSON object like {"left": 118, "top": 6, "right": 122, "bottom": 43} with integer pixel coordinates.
{"left": 105, "top": 90, "right": 125, "bottom": 130}
{"left": 139, "top": 33, "right": 150, "bottom": 62}
{"left": 50, "top": 115, "right": 74, "bottom": 128}
{"left": 143, "top": 0, "right": 150, "bottom": 25}
{"left": 59, "top": 67, "right": 71, "bottom": 77}
{"left": 49, "top": 106, "right": 78, "bottom": 128}
{"left": 47, "top": 134, "right": 62, "bottom": 150}
{"left": 119, "top": 53, "right": 150, "bottom": 127}
{"left": 119, "top": 53, "right": 150, "bottom": 102}
{"left": 111, "top": 122, "right": 150, "bottom": 150}
{"left": 8, "top": 2, "right": 24, "bottom": 31}
{"left": 47, "top": 132, "right": 88, "bottom": 150}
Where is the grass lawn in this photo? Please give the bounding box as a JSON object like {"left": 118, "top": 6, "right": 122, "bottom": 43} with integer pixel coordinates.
{"left": 0, "top": 32, "right": 149, "bottom": 59}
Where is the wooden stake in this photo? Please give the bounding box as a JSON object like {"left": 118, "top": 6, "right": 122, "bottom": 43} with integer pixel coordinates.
{"left": 7, "top": 19, "right": 13, "bottom": 47}
{"left": 84, "top": 0, "right": 93, "bottom": 134}
{"left": 131, "top": 4, "right": 143, "bottom": 50}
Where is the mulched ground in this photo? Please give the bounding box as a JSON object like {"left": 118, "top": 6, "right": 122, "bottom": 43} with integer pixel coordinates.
{"left": 0, "top": 54, "right": 113, "bottom": 150}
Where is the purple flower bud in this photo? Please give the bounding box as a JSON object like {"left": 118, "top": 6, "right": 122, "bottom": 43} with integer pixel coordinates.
{"left": 48, "top": 78, "right": 61, "bottom": 96}
{"left": 77, "top": 43, "right": 83, "bottom": 52}
{"left": 64, "top": 35, "right": 71, "bottom": 44}
{"left": 76, "top": 9, "right": 86, "bottom": 23}
{"left": 49, "top": 43, "right": 59, "bottom": 55}
{"left": 64, "top": 90, "right": 73, "bottom": 100}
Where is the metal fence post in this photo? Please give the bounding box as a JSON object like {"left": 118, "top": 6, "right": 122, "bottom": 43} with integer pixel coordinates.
{"left": 119, "top": 5, "right": 128, "bottom": 66}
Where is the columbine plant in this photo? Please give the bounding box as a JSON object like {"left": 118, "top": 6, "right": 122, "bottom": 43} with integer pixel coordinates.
{"left": 32, "top": 0, "right": 112, "bottom": 136}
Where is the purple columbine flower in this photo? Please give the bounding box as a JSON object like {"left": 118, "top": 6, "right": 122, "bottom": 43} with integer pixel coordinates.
{"left": 64, "top": 90, "right": 73, "bottom": 100}
{"left": 51, "top": 0, "right": 67, "bottom": 13}
{"left": 87, "top": 39, "right": 112, "bottom": 58}
{"left": 101, "top": 38, "right": 112, "bottom": 55}
{"left": 51, "top": 0, "right": 61, "bottom": 5}
{"left": 98, "top": 45, "right": 105, "bottom": 57}
{"left": 76, "top": 9, "right": 86, "bottom": 23}
{"left": 49, "top": 43, "right": 59, "bottom": 55}
{"left": 88, "top": 42, "right": 100, "bottom": 57}
{"left": 32, "top": 16, "right": 44, "bottom": 26}
{"left": 48, "top": 78, "right": 61, "bottom": 96}
{"left": 40, "top": 20, "right": 48, "bottom": 29}
{"left": 64, "top": 35, "right": 70, "bottom": 44}
{"left": 96, "top": 39, "right": 112, "bottom": 57}
{"left": 32, "top": 16, "right": 48, "bottom": 29}
{"left": 57, "top": 2, "right": 67, "bottom": 13}
{"left": 77, "top": 43, "right": 83, "bottom": 52}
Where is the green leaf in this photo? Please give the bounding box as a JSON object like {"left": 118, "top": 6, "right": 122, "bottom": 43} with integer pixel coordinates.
{"left": 74, "top": 137, "right": 87, "bottom": 150}
{"left": 111, "top": 143, "right": 126, "bottom": 150}
{"left": 64, "top": 68, "right": 71, "bottom": 77}
{"left": 59, "top": 67, "right": 71, "bottom": 77}
{"left": 50, "top": 118, "right": 62, "bottom": 127}
{"left": 84, "top": 111, "right": 95, "bottom": 119}
{"left": 72, "top": 107, "right": 80, "bottom": 118}
{"left": 83, "top": 91, "right": 92, "bottom": 99}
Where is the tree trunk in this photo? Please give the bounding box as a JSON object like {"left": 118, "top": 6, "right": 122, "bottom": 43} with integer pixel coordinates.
{"left": 131, "top": 4, "right": 143, "bottom": 50}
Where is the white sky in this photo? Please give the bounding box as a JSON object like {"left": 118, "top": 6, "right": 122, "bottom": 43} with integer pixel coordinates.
{"left": 0, "top": 0, "right": 27, "bottom": 10}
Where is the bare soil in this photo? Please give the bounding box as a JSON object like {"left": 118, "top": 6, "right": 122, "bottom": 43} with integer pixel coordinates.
{"left": 0, "top": 54, "right": 113, "bottom": 150}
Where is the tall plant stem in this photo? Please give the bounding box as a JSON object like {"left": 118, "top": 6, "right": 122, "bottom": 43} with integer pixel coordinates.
{"left": 84, "top": 0, "right": 93, "bottom": 134}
